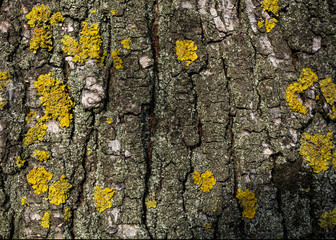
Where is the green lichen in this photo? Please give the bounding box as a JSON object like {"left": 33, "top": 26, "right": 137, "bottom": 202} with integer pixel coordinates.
{"left": 61, "top": 22, "right": 106, "bottom": 66}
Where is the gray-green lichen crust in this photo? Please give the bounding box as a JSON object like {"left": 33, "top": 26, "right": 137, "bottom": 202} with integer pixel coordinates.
{"left": 0, "top": 0, "right": 335, "bottom": 239}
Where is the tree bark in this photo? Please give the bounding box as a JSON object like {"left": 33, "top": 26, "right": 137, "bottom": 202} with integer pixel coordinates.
{"left": 0, "top": 0, "right": 335, "bottom": 238}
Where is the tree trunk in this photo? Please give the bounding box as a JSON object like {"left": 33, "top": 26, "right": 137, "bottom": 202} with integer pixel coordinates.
{"left": 0, "top": 0, "right": 335, "bottom": 238}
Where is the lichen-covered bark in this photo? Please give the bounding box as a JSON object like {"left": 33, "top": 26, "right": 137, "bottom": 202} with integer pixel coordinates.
{"left": 0, "top": 0, "right": 335, "bottom": 239}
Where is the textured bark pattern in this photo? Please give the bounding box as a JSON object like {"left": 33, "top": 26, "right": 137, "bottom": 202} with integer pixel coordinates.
{"left": 0, "top": 0, "right": 335, "bottom": 238}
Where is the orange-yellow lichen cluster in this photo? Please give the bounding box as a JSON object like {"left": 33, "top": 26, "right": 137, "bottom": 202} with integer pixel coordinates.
{"left": 258, "top": 18, "right": 278, "bottom": 33}
{"left": 48, "top": 175, "right": 72, "bottom": 205}
{"left": 34, "top": 73, "right": 74, "bottom": 127}
{"left": 94, "top": 185, "right": 115, "bottom": 213}
{"left": 261, "top": 0, "right": 279, "bottom": 16}
{"left": 23, "top": 73, "right": 74, "bottom": 146}
{"left": 65, "top": 208, "right": 72, "bottom": 221}
{"left": 16, "top": 156, "right": 26, "bottom": 168}
{"left": 236, "top": 188, "right": 258, "bottom": 219}
{"left": 41, "top": 211, "right": 51, "bottom": 229}
{"left": 21, "top": 196, "right": 29, "bottom": 206}
{"left": 61, "top": 22, "right": 106, "bottom": 66}
{"left": 286, "top": 68, "right": 318, "bottom": 114}
{"left": 111, "top": 49, "right": 123, "bottom": 69}
{"left": 193, "top": 170, "right": 216, "bottom": 192}
{"left": 26, "top": 4, "right": 64, "bottom": 54}
{"left": 0, "top": 72, "right": 11, "bottom": 110}
{"left": 25, "top": 109, "right": 38, "bottom": 124}
{"left": 319, "top": 208, "right": 336, "bottom": 230}
{"left": 175, "top": 40, "right": 198, "bottom": 66}
{"left": 300, "top": 131, "right": 334, "bottom": 173}
{"left": 319, "top": 77, "right": 336, "bottom": 119}
{"left": 145, "top": 192, "right": 157, "bottom": 209}
{"left": 33, "top": 150, "right": 51, "bottom": 162}
{"left": 258, "top": 0, "right": 279, "bottom": 32}
{"left": 26, "top": 166, "right": 53, "bottom": 195}
{"left": 23, "top": 121, "right": 48, "bottom": 146}
{"left": 121, "top": 38, "right": 131, "bottom": 49}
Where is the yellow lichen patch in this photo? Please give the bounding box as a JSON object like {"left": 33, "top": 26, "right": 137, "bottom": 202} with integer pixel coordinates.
{"left": 61, "top": 21, "right": 106, "bottom": 66}
{"left": 319, "top": 77, "right": 336, "bottom": 119}
{"left": 258, "top": 19, "right": 264, "bottom": 29}
{"left": 319, "top": 208, "right": 336, "bottom": 230}
{"left": 110, "top": 10, "right": 116, "bottom": 15}
{"left": 236, "top": 188, "right": 258, "bottom": 219}
{"left": 300, "top": 131, "right": 333, "bottom": 173}
{"left": 265, "top": 18, "right": 277, "bottom": 32}
{"left": 33, "top": 150, "right": 51, "bottom": 162}
{"left": 27, "top": 166, "right": 53, "bottom": 195}
{"left": 23, "top": 120, "right": 48, "bottom": 146}
{"left": 29, "top": 27, "right": 53, "bottom": 54}
{"left": 286, "top": 68, "right": 318, "bottom": 114}
{"left": 25, "top": 109, "right": 38, "bottom": 124}
{"left": 48, "top": 175, "right": 72, "bottom": 205}
{"left": 0, "top": 99, "right": 7, "bottom": 110}
{"left": 106, "top": 117, "right": 113, "bottom": 124}
{"left": 0, "top": 72, "right": 11, "bottom": 91}
{"left": 94, "top": 185, "right": 115, "bottom": 213}
{"left": 175, "top": 40, "right": 198, "bottom": 66}
{"left": 65, "top": 208, "right": 72, "bottom": 221}
{"left": 26, "top": 4, "right": 64, "bottom": 54}
{"left": 193, "top": 170, "right": 216, "bottom": 192}
{"left": 50, "top": 12, "right": 65, "bottom": 27}
{"left": 21, "top": 196, "right": 29, "bottom": 206}
{"left": 0, "top": 72, "right": 11, "bottom": 110}
{"left": 203, "top": 224, "right": 212, "bottom": 229}
{"left": 145, "top": 193, "right": 157, "bottom": 209}
{"left": 121, "top": 38, "right": 131, "bottom": 49}
{"left": 333, "top": 151, "right": 336, "bottom": 169}
{"left": 261, "top": 0, "right": 279, "bottom": 16}
{"left": 26, "top": 4, "right": 51, "bottom": 28}
{"left": 90, "top": 10, "right": 97, "bottom": 15}
{"left": 16, "top": 156, "right": 26, "bottom": 168}
{"left": 41, "top": 211, "right": 51, "bottom": 229}
{"left": 111, "top": 49, "right": 123, "bottom": 69}
{"left": 34, "top": 72, "right": 74, "bottom": 128}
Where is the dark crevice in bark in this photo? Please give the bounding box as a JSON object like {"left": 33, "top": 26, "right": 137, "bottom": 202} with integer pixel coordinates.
{"left": 142, "top": 0, "right": 158, "bottom": 238}
{"left": 222, "top": 57, "right": 245, "bottom": 236}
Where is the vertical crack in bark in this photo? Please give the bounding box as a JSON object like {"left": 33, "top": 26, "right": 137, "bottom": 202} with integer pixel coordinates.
{"left": 142, "top": 0, "right": 158, "bottom": 238}
{"left": 222, "top": 58, "right": 245, "bottom": 236}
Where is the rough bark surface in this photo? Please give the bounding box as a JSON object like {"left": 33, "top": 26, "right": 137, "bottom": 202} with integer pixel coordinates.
{"left": 0, "top": 0, "right": 335, "bottom": 239}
